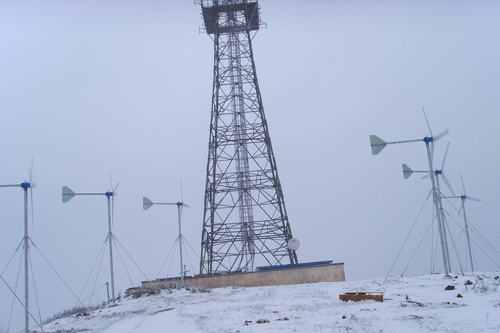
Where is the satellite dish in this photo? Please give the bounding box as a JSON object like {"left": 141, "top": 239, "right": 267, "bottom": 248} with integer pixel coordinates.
{"left": 287, "top": 238, "right": 300, "bottom": 251}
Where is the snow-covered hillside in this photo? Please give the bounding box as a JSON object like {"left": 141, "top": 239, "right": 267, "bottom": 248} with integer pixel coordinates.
{"left": 41, "top": 272, "right": 500, "bottom": 333}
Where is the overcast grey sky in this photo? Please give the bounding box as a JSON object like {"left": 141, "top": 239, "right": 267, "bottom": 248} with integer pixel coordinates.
{"left": 2, "top": 0, "right": 500, "bottom": 331}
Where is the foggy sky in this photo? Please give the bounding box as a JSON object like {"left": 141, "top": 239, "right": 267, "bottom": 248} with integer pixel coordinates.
{"left": 1, "top": 1, "right": 500, "bottom": 332}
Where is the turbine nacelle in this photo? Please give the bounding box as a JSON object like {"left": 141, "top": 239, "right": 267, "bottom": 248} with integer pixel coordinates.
{"left": 21, "top": 182, "right": 37, "bottom": 189}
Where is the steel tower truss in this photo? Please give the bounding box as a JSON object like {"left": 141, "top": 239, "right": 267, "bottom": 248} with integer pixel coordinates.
{"left": 197, "top": 0, "right": 298, "bottom": 275}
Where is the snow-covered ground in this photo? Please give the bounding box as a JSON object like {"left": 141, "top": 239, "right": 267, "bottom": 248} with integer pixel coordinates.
{"left": 41, "top": 271, "right": 500, "bottom": 333}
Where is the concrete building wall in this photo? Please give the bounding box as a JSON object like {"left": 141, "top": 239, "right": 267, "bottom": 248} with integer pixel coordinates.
{"left": 138, "top": 262, "right": 345, "bottom": 291}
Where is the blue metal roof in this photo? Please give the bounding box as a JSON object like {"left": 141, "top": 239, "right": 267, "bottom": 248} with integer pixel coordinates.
{"left": 256, "top": 260, "right": 334, "bottom": 272}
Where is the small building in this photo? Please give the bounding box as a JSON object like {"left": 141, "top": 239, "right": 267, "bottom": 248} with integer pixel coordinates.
{"left": 127, "top": 261, "right": 345, "bottom": 296}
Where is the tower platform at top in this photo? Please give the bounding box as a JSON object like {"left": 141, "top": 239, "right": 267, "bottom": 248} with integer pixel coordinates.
{"left": 199, "top": 1, "right": 261, "bottom": 34}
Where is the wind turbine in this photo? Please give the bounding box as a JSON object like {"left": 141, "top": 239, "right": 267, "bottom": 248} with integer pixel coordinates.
{"left": 370, "top": 108, "right": 452, "bottom": 277}
{"left": 143, "top": 196, "right": 189, "bottom": 287}
{"left": 444, "top": 175, "right": 481, "bottom": 272}
{"left": 0, "top": 173, "right": 36, "bottom": 333}
{"left": 402, "top": 142, "right": 455, "bottom": 274}
{"left": 62, "top": 181, "right": 119, "bottom": 301}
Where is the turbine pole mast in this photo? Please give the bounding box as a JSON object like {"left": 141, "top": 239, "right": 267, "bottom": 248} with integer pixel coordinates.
{"left": 424, "top": 141, "right": 451, "bottom": 277}
{"left": 462, "top": 197, "right": 474, "bottom": 272}
{"left": 370, "top": 110, "right": 451, "bottom": 277}
{"left": 23, "top": 184, "right": 29, "bottom": 333}
{"left": 62, "top": 185, "right": 118, "bottom": 301}
{"left": 177, "top": 202, "right": 184, "bottom": 287}
{"left": 435, "top": 173, "right": 452, "bottom": 274}
{"left": 106, "top": 192, "right": 115, "bottom": 301}
{"left": 143, "top": 197, "right": 189, "bottom": 287}
{"left": 443, "top": 176, "right": 481, "bottom": 273}
{"left": 1, "top": 180, "right": 38, "bottom": 332}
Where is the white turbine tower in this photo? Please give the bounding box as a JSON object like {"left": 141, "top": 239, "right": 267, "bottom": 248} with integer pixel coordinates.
{"left": 370, "top": 108, "right": 452, "bottom": 277}
{"left": 444, "top": 175, "right": 481, "bottom": 272}
{"left": 143, "top": 196, "right": 189, "bottom": 287}
{"left": 62, "top": 180, "right": 119, "bottom": 301}
{"left": 0, "top": 171, "right": 36, "bottom": 333}
{"left": 402, "top": 142, "right": 456, "bottom": 274}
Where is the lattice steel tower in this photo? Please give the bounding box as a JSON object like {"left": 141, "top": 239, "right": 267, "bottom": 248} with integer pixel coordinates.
{"left": 197, "top": 0, "right": 298, "bottom": 275}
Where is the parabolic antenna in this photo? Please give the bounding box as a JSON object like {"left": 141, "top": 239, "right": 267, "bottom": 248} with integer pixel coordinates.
{"left": 287, "top": 238, "right": 300, "bottom": 251}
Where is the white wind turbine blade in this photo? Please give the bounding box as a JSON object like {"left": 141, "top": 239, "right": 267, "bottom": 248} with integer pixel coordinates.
{"left": 460, "top": 175, "right": 480, "bottom": 201}
{"left": 29, "top": 159, "right": 36, "bottom": 228}
{"left": 441, "top": 173, "right": 456, "bottom": 197}
{"left": 433, "top": 129, "right": 449, "bottom": 142}
{"left": 459, "top": 199, "right": 465, "bottom": 216}
{"left": 431, "top": 129, "right": 449, "bottom": 165}
{"left": 422, "top": 108, "right": 436, "bottom": 162}
{"left": 460, "top": 174, "right": 467, "bottom": 196}
{"left": 180, "top": 180, "right": 184, "bottom": 202}
{"left": 422, "top": 107, "right": 433, "bottom": 138}
{"left": 180, "top": 180, "right": 190, "bottom": 208}
{"left": 459, "top": 174, "right": 467, "bottom": 215}
{"left": 422, "top": 107, "right": 448, "bottom": 162}
{"left": 108, "top": 173, "right": 120, "bottom": 226}
{"left": 441, "top": 142, "right": 450, "bottom": 171}
{"left": 440, "top": 142, "right": 455, "bottom": 196}
{"left": 109, "top": 172, "right": 114, "bottom": 193}
{"left": 111, "top": 182, "right": 119, "bottom": 227}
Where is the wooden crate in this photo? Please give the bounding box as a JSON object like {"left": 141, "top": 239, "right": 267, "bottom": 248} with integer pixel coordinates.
{"left": 339, "top": 292, "right": 384, "bottom": 302}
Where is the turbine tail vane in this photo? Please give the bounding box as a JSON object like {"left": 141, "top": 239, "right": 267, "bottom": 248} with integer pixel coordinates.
{"left": 62, "top": 186, "right": 76, "bottom": 203}
{"left": 143, "top": 197, "right": 153, "bottom": 210}
{"left": 402, "top": 164, "right": 413, "bottom": 179}
{"left": 370, "top": 135, "right": 386, "bottom": 155}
